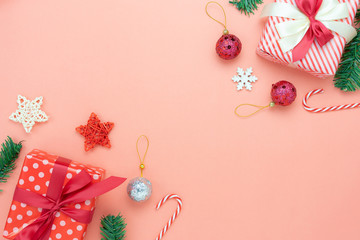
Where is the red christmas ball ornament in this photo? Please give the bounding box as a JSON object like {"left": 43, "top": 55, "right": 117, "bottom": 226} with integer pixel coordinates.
{"left": 235, "top": 80, "right": 297, "bottom": 117}
{"left": 216, "top": 33, "right": 242, "bottom": 60}
{"left": 206, "top": 2, "right": 242, "bottom": 60}
{"left": 270, "top": 81, "right": 297, "bottom": 106}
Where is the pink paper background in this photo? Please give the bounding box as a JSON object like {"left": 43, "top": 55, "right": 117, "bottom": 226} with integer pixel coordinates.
{"left": 0, "top": 0, "right": 360, "bottom": 239}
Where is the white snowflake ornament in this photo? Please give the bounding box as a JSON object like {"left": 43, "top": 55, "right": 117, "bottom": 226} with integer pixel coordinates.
{"left": 232, "top": 67, "right": 258, "bottom": 91}
{"left": 9, "top": 95, "right": 49, "bottom": 133}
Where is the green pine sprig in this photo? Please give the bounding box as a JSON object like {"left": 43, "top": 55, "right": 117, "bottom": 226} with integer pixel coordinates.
{"left": 0, "top": 137, "right": 22, "bottom": 191}
{"left": 229, "top": 0, "right": 264, "bottom": 16}
{"left": 333, "top": 9, "right": 360, "bottom": 92}
{"left": 100, "top": 214, "right": 126, "bottom": 240}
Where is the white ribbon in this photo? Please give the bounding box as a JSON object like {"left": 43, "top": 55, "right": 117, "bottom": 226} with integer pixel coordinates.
{"left": 261, "top": 0, "right": 357, "bottom": 54}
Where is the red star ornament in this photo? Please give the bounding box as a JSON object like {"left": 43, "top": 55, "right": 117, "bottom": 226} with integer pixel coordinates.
{"left": 76, "top": 112, "right": 114, "bottom": 151}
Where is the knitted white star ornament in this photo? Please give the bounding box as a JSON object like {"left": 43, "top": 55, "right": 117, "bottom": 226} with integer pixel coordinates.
{"left": 9, "top": 95, "right": 49, "bottom": 133}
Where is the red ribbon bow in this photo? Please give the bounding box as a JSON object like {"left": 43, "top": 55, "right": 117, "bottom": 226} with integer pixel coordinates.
{"left": 13, "top": 157, "right": 126, "bottom": 240}
{"left": 292, "top": 0, "right": 334, "bottom": 62}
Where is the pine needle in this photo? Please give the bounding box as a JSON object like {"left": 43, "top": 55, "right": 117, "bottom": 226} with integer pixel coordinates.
{"left": 0, "top": 137, "right": 22, "bottom": 191}
{"left": 334, "top": 9, "right": 360, "bottom": 92}
{"left": 100, "top": 214, "right": 126, "bottom": 240}
{"left": 229, "top": 0, "right": 264, "bottom": 16}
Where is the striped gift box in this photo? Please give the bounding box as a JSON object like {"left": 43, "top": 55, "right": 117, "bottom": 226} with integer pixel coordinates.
{"left": 257, "top": 0, "right": 359, "bottom": 78}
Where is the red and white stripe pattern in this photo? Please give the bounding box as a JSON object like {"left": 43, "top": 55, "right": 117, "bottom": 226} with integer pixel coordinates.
{"left": 303, "top": 88, "right": 360, "bottom": 112}
{"left": 257, "top": 0, "right": 359, "bottom": 78}
{"left": 155, "top": 194, "right": 182, "bottom": 240}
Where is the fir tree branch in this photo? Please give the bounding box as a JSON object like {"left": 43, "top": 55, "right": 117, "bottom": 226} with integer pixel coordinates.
{"left": 0, "top": 137, "right": 22, "bottom": 191}
{"left": 229, "top": 0, "right": 264, "bottom": 16}
{"left": 355, "top": 9, "right": 360, "bottom": 25}
{"left": 100, "top": 214, "right": 126, "bottom": 240}
{"left": 334, "top": 9, "right": 360, "bottom": 92}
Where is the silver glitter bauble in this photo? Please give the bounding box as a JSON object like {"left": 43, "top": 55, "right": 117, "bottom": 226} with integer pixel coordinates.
{"left": 127, "top": 177, "right": 152, "bottom": 202}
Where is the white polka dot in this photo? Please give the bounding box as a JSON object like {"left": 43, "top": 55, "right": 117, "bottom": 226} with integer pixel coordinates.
{"left": 55, "top": 212, "right": 61, "bottom": 217}
{"left": 21, "top": 203, "right": 27, "bottom": 208}
{"left": 43, "top": 159, "right": 49, "bottom": 165}
{"left": 11, "top": 204, "right": 16, "bottom": 210}
{"left": 34, "top": 185, "right": 41, "bottom": 191}
{"left": 73, "top": 238, "right": 79, "bottom": 240}
{"left": 13, "top": 227, "right": 19, "bottom": 233}
{"left": 33, "top": 163, "right": 39, "bottom": 169}
{"left": 45, "top": 181, "right": 50, "bottom": 187}
{"left": 76, "top": 169, "right": 81, "bottom": 174}
{"left": 7, "top": 218, "right": 12, "bottom": 223}
{"left": 23, "top": 166, "right": 28, "bottom": 172}
{"left": 3, "top": 230, "right": 9, "bottom": 236}
{"left": 75, "top": 204, "right": 81, "bottom": 209}
{"left": 17, "top": 214, "right": 23, "bottom": 220}
{"left": 50, "top": 168, "right": 53, "bottom": 173}
{"left": 60, "top": 220, "right": 66, "bottom": 226}
{"left": 19, "top": 179, "right": 24, "bottom": 185}
{"left": 23, "top": 223, "right": 29, "bottom": 228}
{"left": 67, "top": 229, "right": 73, "bottom": 235}
{"left": 27, "top": 210, "right": 33, "bottom": 216}
{"left": 42, "top": 194, "right": 46, "bottom": 197}
{"left": 85, "top": 200, "right": 91, "bottom": 206}
{"left": 66, "top": 173, "right": 72, "bottom": 179}
{"left": 38, "top": 172, "right": 45, "bottom": 178}
{"left": 93, "top": 174, "right": 99, "bottom": 180}
{"left": 70, "top": 163, "right": 76, "bottom": 167}
{"left": 52, "top": 224, "right": 56, "bottom": 230}
{"left": 70, "top": 218, "right": 76, "bottom": 222}
{"left": 76, "top": 225, "right": 83, "bottom": 231}
{"left": 56, "top": 233, "right": 62, "bottom": 239}
{"left": 29, "top": 176, "right": 35, "bottom": 182}
{"left": 38, "top": 208, "right": 43, "bottom": 212}
{"left": 26, "top": 155, "right": 32, "bottom": 159}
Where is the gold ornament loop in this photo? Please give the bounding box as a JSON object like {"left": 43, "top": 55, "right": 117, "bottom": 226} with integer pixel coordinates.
{"left": 136, "top": 135, "right": 149, "bottom": 177}
{"left": 205, "top": 1, "right": 228, "bottom": 34}
{"left": 235, "top": 102, "right": 275, "bottom": 117}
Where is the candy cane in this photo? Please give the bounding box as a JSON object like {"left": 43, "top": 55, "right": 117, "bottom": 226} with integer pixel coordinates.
{"left": 155, "top": 194, "right": 183, "bottom": 240}
{"left": 303, "top": 89, "right": 360, "bottom": 113}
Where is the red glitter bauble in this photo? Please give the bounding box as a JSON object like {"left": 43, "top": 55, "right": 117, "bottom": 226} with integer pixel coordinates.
{"left": 215, "top": 34, "right": 241, "bottom": 60}
{"left": 270, "top": 81, "right": 297, "bottom": 106}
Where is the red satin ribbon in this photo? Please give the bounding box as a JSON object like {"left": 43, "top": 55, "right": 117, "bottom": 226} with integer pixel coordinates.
{"left": 292, "top": 0, "right": 334, "bottom": 62}
{"left": 13, "top": 157, "right": 126, "bottom": 240}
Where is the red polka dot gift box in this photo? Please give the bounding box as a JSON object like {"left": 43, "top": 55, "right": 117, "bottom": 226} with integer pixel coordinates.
{"left": 3, "top": 149, "right": 126, "bottom": 240}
